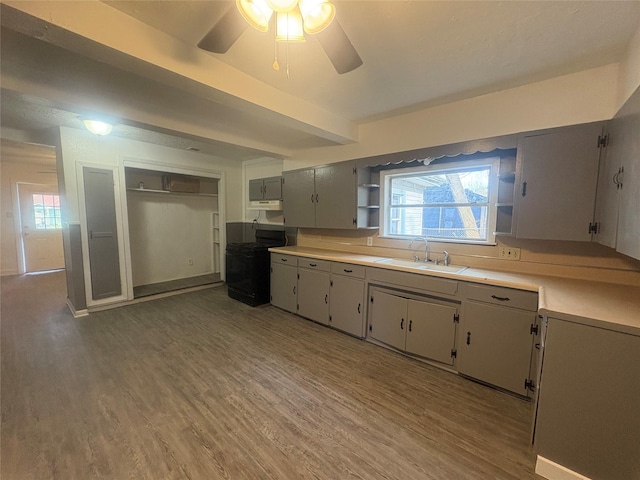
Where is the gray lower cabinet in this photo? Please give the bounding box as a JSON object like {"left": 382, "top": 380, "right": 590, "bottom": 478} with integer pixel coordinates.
{"left": 458, "top": 296, "right": 537, "bottom": 396}
{"left": 270, "top": 257, "right": 297, "bottom": 313}
{"left": 329, "top": 268, "right": 365, "bottom": 338}
{"left": 297, "top": 260, "right": 330, "bottom": 324}
{"left": 369, "top": 289, "right": 458, "bottom": 365}
{"left": 535, "top": 318, "right": 640, "bottom": 480}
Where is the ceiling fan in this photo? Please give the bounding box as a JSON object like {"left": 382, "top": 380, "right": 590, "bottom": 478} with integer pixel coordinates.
{"left": 197, "top": 0, "right": 363, "bottom": 74}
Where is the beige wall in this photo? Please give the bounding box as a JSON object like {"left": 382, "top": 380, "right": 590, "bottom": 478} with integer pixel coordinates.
{"left": 0, "top": 160, "right": 59, "bottom": 275}
{"left": 284, "top": 64, "right": 618, "bottom": 170}
{"left": 617, "top": 23, "right": 640, "bottom": 110}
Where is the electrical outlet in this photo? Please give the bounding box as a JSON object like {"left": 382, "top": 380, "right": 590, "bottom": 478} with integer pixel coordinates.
{"left": 499, "top": 247, "right": 521, "bottom": 260}
{"left": 188, "top": 258, "right": 194, "bottom": 266}
{"left": 366, "top": 237, "right": 373, "bottom": 246}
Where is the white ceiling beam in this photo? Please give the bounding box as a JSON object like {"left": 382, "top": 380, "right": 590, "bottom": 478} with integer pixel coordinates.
{"left": 1, "top": 0, "right": 359, "bottom": 146}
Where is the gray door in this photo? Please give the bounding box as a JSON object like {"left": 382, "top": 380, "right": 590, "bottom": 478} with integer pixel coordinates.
{"left": 282, "top": 170, "right": 315, "bottom": 227}
{"left": 406, "top": 299, "right": 457, "bottom": 365}
{"left": 263, "top": 176, "right": 282, "bottom": 200}
{"left": 83, "top": 167, "right": 121, "bottom": 300}
{"left": 516, "top": 123, "right": 603, "bottom": 241}
{"left": 270, "top": 263, "right": 297, "bottom": 313}
{"left": 248, "top": 179, "right": 264, "bottom": 201}
{"left": 315, "top": 162, "right": 356, "bottom": 229}
{"left": 329, "top": 275, "right": 365, "bottom": 337}
{"left": 457, "top": 301, "right": 535, "bottom": 395}
{"left": 297, "top": 268, "right": 329, "bottom": 324}
{"left": 369, "top": 290, "right": 406, "bottom": 350}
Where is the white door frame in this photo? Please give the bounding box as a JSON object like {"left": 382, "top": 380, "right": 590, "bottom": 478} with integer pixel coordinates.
{"left": 76, "top": 162, "right": 129, "bottom": 307}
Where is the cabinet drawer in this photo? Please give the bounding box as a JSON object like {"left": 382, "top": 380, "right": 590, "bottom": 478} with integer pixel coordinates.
{"left": 466, "top": 284, "right": 538, "bottom": 311}
{"left": 367, "top": 267, "right": 459, "bottom": 297}
{"left": 331, "top": 262, "right": 365, "bottom": 279}
{"left": 271, "top": 254, "right": 298, "bottom": 266}
{"left": 298, "top": 258, "right": 331, "bottom": 271}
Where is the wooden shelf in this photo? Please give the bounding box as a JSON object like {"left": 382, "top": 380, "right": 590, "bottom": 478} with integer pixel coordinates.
{"left": 496, "top": 203, "right": 514, "bottom": 208}
{"left": 127, "top": 188, "right": 218, "bottom": 197}
{"left": 497, "top": 173, "right": 516, "bottom": 181}
{"left": 359, "top": 184, "right": 380, "bottom": 188}
{"left": 358, "top": 205, "right": 380, "bottom": 209}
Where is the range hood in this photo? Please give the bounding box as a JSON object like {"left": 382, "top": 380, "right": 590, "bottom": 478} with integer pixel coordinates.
{"left": 248, "top": 200, "right": 283, "bottom": 211}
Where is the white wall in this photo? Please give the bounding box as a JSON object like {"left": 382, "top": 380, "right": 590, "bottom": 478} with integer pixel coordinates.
{"left": 127, "top": 192, "right": 215, "bottom": 286}
{"left": 0, "top": 160, "right": 59, "bottom": 275}
{"left": 242, "top": 157, "right": 284, "bottom": 225}
{"left": 284, "top": 64, "right": 619, "bottom": 170}
{"left": 58, "top": 126, "right": 243, "bottom": 303}
{"left": 617, "top": 23, "right": 640, "bottom": 111}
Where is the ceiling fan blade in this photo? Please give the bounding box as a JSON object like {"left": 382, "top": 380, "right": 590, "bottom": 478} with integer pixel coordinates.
{"left": 316, "top": 19, "right": 362, "bottom": 74}
{"left": 197, "top": 6, "right": 248, "bottom": 54}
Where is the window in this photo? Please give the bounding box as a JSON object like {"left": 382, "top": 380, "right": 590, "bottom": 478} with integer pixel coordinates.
{"left": 381, "top": 159, "right": 498, "bottom": 244}
{"left": 32, "top": 194, "right": 62, "bottom": 230}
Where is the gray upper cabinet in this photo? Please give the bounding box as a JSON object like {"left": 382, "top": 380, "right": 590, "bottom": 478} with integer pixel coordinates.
{"left": 282, "top": 169, "right": 316, "bottom": 228}
{"left": 283, "top": 162, "right": 378, "bottom": 229}
{"left": 515, "top": 122, "right": 605, "bottom": 241}
{"left": 249, "top": 176, "right": 282, "bottom": 201}
{"left": 594, "top": 88, "right": 640, "bottom": 260}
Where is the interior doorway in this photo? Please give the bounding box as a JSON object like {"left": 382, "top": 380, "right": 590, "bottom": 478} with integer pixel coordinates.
{"left": 17, "top": 183, "right": 65, "bottom": 273}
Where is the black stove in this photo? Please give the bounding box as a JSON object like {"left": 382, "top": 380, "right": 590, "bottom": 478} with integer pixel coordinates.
{"left": 226, "top": 229, "right": 286, "bottom": 306}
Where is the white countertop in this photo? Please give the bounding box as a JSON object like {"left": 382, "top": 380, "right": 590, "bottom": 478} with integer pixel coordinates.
{"left": 270, "top": 246, "right": 640, "bottom": 336}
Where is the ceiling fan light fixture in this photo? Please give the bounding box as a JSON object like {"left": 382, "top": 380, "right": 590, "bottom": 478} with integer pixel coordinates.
{"left": 299, "top": 0, "right": 335, "bottom": 34}
{"left": 82, "top": 119, "right": 113, "bottom": 136}
{"left": 275, "top": 9, "right": 306, "bottom": 42}
{"left": 236, "top": 0, "right": 273, "bottom": 32}
{"left": 266, "top": 0, "right": 298, "bottom": 13}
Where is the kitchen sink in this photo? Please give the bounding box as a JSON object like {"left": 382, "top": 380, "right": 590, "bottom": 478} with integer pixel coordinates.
{"left": 374, "top": 258, "right": 467, "bottom": 274}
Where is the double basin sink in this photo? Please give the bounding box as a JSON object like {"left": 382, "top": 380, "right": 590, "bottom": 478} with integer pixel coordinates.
{"left": 374, "top": 257, "right": 467, "bottom": 274}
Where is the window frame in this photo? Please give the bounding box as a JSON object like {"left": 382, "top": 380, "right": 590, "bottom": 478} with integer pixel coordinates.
{"left": 379, "top": 157, "right": 500, "bottom": 245}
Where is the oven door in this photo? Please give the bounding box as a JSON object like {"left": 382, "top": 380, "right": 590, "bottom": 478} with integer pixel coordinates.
{"left": 226, "top": 249, "right": 255, "bottom": 297}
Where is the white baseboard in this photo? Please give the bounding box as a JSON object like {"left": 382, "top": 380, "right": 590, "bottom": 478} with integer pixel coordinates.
{"left": 535, "top": 456, "right": 592, "bottom": 480}
{"left": 66, "top": 299, "right": 89, "bottom": 318}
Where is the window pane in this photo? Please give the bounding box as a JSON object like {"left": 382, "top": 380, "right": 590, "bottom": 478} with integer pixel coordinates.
{"left": 31, "top": 194, "right": 62, "bottom": 230}
{"left": 386, "top": 163, "right": 494, "bottom": 242}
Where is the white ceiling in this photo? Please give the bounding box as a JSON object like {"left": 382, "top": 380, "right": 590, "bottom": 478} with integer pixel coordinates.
{"left": 1, "top": 1, "right": 639, "bottom": 161}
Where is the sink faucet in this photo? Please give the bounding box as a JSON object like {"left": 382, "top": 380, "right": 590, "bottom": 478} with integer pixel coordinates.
{"left": 409, "top": 237, "right": 430, "bottom": 262}
{"left": 443, "top": 250, "right": 450, "bottom": 266}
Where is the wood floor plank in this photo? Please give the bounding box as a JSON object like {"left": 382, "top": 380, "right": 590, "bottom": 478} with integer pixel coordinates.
{"left": 1, "top": 271, "right": 543, "bottom": 479}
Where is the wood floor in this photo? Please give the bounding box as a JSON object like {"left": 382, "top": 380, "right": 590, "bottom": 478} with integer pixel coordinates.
{"left": 1, "top": 271, "right": 543, "bottom": 479}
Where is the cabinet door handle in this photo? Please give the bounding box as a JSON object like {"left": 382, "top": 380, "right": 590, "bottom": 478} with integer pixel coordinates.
{"left": 344, "top": 269, "right": 353, "bottom": 273}
{"left": 311, "top": 194, "right": 315, "bottom": 203}
{"left": 357, "top": 303, "right": 361, "bottom": 314}
{"left": 466, "top": 331, "right": 471, "bottom": 345}
{"left": 521, "top": 181, "right": 527, "bottom": 197}
{"left": 315, "top": 194, "right": 319, "bottom": 203}
{"left": 491, "top": 295, "right": 510, "bottom": 302}
{"left": 324, "top": 294, "right": 328, "bottom": 304}
{"left": 309, "top": 263, "right": 317, "bottom": 267}
{"left": 293, "top": 286, "right": 296, "bottom": 295}
{"left": 400, "top": 318, "right": 404, "bottom": 330}
{"left": 409, "top": 320, "right": 412, "bottom": 332}
{"left": 281, "top": 258, "right": 287, "bottom": 262}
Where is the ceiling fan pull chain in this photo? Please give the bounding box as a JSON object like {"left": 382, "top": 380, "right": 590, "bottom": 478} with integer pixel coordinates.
{"left": 273, "top": 25, "right": 280, "bottom": 71}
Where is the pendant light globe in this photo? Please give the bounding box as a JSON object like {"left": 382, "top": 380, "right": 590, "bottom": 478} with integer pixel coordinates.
{"left": 299, "top": 0, "right": 335, "bottom": 34}
{"left": 236, "top": 0, "right": 273, "bottom": 32}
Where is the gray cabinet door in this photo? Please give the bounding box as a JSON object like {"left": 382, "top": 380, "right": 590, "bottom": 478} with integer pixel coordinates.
{"left": 516, "top": 122, "right": 603, "bottom": 241}
{"left": 406, "top": 299, "right": 457, "bottom": 365}
{"left": 270, "top": 263, "right": 297, "bottom": 313}
{"left": 248, "top": 179, "right": 264, "bottom": 201}
{"left": 458, "top": 301, "right": 535, "bottom": 396}
{"left": 83, "top": 167, "right": 121, "bottom": 300}
{"left": 315, "top": 162, "right": 357, "bottom": 229}
{"left": 263, "top": 176, "right": 282, "bottom": 200}
{"left": 283, "top": 170, "right": 315, "bottom": 227}
{"left": 297, "top": 268, "right": 329, "bottom": 324}
{"left": 369, "top": 290, "right": 406, "bottom": 351}
{"left": 329, "top": 275, "right": 365, "bottom": 337}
